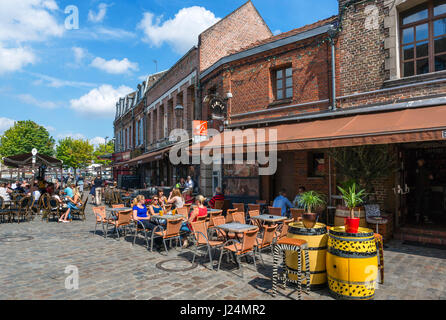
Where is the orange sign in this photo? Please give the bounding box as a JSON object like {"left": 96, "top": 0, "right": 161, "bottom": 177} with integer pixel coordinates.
{"left": 193, "top": 121, "right": 208, "bottom": 136}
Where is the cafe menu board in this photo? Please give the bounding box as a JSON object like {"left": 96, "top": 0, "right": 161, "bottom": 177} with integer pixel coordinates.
{"left": 223, "top": 164, "right": 259, "bottom": 197}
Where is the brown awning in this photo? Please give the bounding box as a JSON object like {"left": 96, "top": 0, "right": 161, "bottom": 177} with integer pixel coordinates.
{"left": 2, "top": 153, "right": 62, "bottom": 168}
{"left": 122, "top": 146, "right": 172, "bottom": 166}
{"left": 191, "top": 105, "right": 446, "bottom": 152}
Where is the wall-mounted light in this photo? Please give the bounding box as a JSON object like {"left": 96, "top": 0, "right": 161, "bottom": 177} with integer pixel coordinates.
{"left": 174, "top": 105, "right": 184, "bottom": 118}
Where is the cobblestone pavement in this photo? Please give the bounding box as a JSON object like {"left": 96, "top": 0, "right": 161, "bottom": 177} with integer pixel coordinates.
{"left": 0, "top": 202, "right": 445, "bottom": 300}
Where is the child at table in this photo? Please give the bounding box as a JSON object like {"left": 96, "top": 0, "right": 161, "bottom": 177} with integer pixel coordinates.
{"left": 181, "top": 195, "right": 208, "bottom": 248}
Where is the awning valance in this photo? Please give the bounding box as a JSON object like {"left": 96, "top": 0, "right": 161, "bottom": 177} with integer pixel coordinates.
{"left": 190, "top": 105, "right": 446, "bottom": 152}
{"left": 2, "top": 153, "right": 62, "bottom": 168}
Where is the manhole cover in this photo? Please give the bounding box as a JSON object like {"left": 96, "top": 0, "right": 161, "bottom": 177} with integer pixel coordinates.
{"left": 0, "top": 235, "right": 34, "bottom": 243}
{"left": 156, "top": 258, "right": 198, "bottom": 272}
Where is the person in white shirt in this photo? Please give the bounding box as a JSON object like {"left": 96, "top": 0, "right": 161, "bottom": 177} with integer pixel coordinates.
{"left": 185, "top": 176, "right": 194, "bottom": 191}
{"left": 0, "top": 183, "right": 12, "bottom": 202}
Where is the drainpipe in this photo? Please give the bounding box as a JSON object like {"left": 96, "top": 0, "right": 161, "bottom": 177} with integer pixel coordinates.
{"left": 328, "top": 24, "right": 338, "bottom": 111}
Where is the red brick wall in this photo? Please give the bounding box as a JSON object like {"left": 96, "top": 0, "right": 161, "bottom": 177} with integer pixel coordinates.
{"left": 201, "top": 36, "right": 332, "bottom": 125}
{"left": 199, "top": 1, "right": 272, "bottom": 72}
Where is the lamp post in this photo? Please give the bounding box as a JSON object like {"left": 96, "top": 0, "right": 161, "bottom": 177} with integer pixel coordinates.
{"left": 327, "top": 24, "right": 339, "bottom": 111}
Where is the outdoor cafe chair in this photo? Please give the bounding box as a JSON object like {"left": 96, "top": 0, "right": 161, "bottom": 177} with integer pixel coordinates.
{"left": 210, "top": 216, "right": 228, "bottom": 241}
{"left": 132, "top": 219, "right": 153, "bottom": 250}
{"left": 208, "top": 209, "right": 222, "bottom": 227}
{"left": 290, "top": 208, "right": 305, "bottom": 222}
{"left": 71, "top": 196, "right": 88, "bottom": 221}
{"left": 150, "top": 217, "right": 184, "bottom": 254}
{"left": 268, "top": 207, "right": 282, "bottom": 217}
{"left": 248, "top": 204, "right": 261, "bottom": 213}
{"left": 232, "top": 203, "right": 245, "bottom": 213}
{"left": 92, "top": 206, "right": 110, "bottom": 236}
{"left": 0, "top": 196, "right": 11, "bottom": 223}
{"left": 46, "top": 197, "right": 61, "bottom": 222}
{"left": 105, "top": 209, "right": 132, "bottom": 240}
{"left": 13, "top": 196, "right": 32, "bottom": 223}
{"left": 256, "top": 200, "right": 267, "bottom": 205}
{"left": 225, "top": 209, "right": 238, "bottom": 223}
{"left": 256, "top": 224, "right": 279, "bottom": 265}
{"left": 190, "top": 221, "right": 224, "bottom": 270}
{"left": 217, "top": 227, "right": 260, "bottom": 278}
{"left": 176, "top": 207, "right": 189, "bottom": 219}
{"left": 232, "top": 211, "right": 246, "bottom": 224}
{"left": 275, "top": 218, "right": 294, "bottom": 242}
{"left": 214, "top": 200, "right": 224, "bottom": 210}
{"left": 248, "top": 210, "right": 262, "bottom": 228}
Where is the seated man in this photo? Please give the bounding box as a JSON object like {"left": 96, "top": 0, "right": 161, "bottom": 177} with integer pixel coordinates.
{"left": 293, "top": 186, "right": 306, "bottom": 209}
{"left": 208, "top": 187, "right": 225, "bottom": 209}
{"left": 273, "top": 189, "right": 293, "bottom": 217}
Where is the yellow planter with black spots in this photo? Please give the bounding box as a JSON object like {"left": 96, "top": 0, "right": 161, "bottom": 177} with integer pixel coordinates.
{"left": 286, "top": 222, "right": 328, "bottom": 289}
{"left": 326, "top": 226, "right": 378, "bottom": 300}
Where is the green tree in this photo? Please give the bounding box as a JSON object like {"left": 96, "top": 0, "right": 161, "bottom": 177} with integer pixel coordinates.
{"left": 0, "top": 120, "right": 55, "bottom": 157}
{"left": 56, "top": 138, "right": 94, "bottom": 175}
{"left": 93, "top": 140, "right": 114, "bottom": 166}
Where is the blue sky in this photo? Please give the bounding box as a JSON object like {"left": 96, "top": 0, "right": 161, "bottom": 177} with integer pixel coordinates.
{"left": 0, "top": 0, "right": 338, "bottom": 147}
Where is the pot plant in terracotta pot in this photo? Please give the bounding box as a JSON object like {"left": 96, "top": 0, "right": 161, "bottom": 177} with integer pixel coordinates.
{"left": 298, "top": 191, "right": 325, "bottom": 229}
{"left": 337, "top": 183, "right": 366, "bottom": 234}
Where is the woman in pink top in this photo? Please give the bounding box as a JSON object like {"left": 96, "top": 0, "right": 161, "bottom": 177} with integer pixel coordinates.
{"left": 181, "top": 195, "right": 207, "bottom": 247}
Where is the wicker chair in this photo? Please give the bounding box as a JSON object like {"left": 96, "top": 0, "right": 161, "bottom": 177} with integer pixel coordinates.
{"left": 150, "top": 218, "right": 184, "bottom": 254}
{"left": 71, "top": 197, "right": 88, "bottom": 221}
{"left": 268, "top": 207, "right": 282, "bottom": 217}
{"left": 290, "top": 208, "right": 305, "bottom": 222}
{"left": 232, "top": 203, "right": 245, "bottom": 213}
{"left": 105, "top": 209, "right": 132, "bottom": 239}
{"left": 190, "top": 220, "right": 224, "bottom": 270}
{"left": 217, "top": 227, "right": 260, "bottom": 278}
{"left": 256, "top": 224, "right": 279, "bottom": 264}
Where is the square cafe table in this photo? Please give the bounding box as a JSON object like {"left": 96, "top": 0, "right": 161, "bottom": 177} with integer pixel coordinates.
{"left": 250, "top": 214, "right": 287, "bottom": 224}
{"left": 214, "top": 222, "right": 257, "bottom": 233}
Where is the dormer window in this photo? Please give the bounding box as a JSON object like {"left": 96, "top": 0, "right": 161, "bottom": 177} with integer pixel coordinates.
{"left": 400, "top": 0, "right": 446, "bottom": 77}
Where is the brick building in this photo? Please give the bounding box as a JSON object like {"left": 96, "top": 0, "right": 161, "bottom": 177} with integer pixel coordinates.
{"left": 113, "top": 1, "right": 273, "bottom": 190}
{"left": 195, "top": 0, "right": 446, "bottom": 243}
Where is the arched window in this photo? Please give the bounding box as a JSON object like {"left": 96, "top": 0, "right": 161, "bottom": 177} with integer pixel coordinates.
{"left": 400, "top": 0, "right": 446, "bottom": 77}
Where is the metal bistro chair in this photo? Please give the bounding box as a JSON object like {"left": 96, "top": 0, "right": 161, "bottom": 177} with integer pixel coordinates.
{"left": 290, "top": 208, "right": 305, "bottom": 222}
{"left": 150, "top": 217, "right": 184, "bottom": 254}
{"left": 190, "top": 220, "right": 225, "bottom": 270}
{"left": 248, "top": 210, "right": 262, "bottom": 228}
{"left": 176, "top": 207, "right": 190, "bottom": 220}
{"left": 13, "top": 196, "right": 32, "bottom": 223}
{"left": 232, "top": 203, "right": 245, "bottom": 214}
{"left": 256, "top": 224, "right": 279, "bottom": 265}
{"left": 275, "top": 218, "right": 294, "bottom": 242}
{"left": 132, "top": 219, "right": 155, "bottom": 250}
{"left": 71, "top": 196, "right": 88, "bottom": 221}
{"left": 208, "top": 209, "right": 222, "bottom": 227}
{"left": 105, "top": 209, "right": 132, "bottom": 239}
{"left": 214, "top": 200, "right": 224, "bottom": 210}
{"left": 232, "top": 211, "right": 246, "bottom": 224}
{"left": 92, "top": 206, "right": 110, "bottom": 236}
{"left": 248, "top": 203, "right": 261, "bottom": 214}
{"left": 225, "top": 208, "right": 238, "bottom": 223}
{"left": 47, "top": 197, "right": 61, "bottom": 222}
{"left": 268, "top": 207, "right": 282, "bottom": 217}
{"left": 217, "top": 227, "right": 260, "bottom": 278}
{"left": 0, "top": 196, "right": 11, "bottom": 223}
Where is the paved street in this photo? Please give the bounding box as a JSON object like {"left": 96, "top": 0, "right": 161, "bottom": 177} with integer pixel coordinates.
{"left": 0, "top": 202, "right": 445, "bottom": 300}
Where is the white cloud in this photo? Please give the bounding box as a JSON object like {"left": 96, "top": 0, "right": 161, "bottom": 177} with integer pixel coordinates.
{"left": 138, "top": 6, "right": 220, "bottom": 54}
{"left": 29, "top": 73, "right": 97, "bottom": 88}
{"left": 273, "top": 29, "right": 282, "bottom": 35}
{"left": 88, "top": 3, "right": 109, "bottom": 23}
{"left": 17, "top": 94, "right": 58, "bottom": 109}
{"left": 45, "top": 125, "right": 55, "bottom": 132}
{"left": 0, "top": 45, "right": 36, "bottom": 74}
{"left": 56, "top": 133, "right": 86, "bottom": 141}
{"left": 0, "top": 0, "right": 63, "bottom": 43}
{"left": 73, "top": 47, "right": 87, "bottom": 64}
{"left": 90, "top": 136, "right": 106, "bottom": 147}
{"left": 91, "top": 57, "right": 139, "bottom": 74}
{"left": 0, "top": 1, "right": 63, "bottom": 74}
{"left": 0, "top": 117, "right": 16, "bottom": 134}
{"left": 70, "top": 85, "right": 133, "bottom": 117}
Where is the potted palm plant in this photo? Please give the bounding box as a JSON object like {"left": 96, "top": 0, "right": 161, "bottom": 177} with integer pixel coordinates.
{"left": 337, "top": 183, "right": 366, "bottom": 233}
{"left": 298, "top": 191, "right": 325, "bottom": 228}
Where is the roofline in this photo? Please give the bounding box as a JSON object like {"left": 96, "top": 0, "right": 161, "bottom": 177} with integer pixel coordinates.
{"left": 200, "top": 21, "right": 337, "bottom": 80}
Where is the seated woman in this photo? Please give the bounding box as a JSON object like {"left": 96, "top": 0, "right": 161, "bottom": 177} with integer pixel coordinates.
{"left": 59, "top": 186, "right": 82, "bottom": 223}
{"left": 132, "top": 195, "right": 157, "bottom": 230}
{"left": 183, "top": 189, "right": 194, "bottom": 205}
{"left": 167, "top": 188, "right": 184, "bottom": 210}
{"left": 180, "top": 195, "right": 208, "bottom": 247}
{"left": 157, "top": 189, "right": 168, "bottom": 205}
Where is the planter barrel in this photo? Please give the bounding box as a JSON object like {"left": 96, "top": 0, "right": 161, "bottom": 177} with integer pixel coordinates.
{"left": 326, "top": 226, "right": 378, "bottom": 300}
{"left": 285, "top": 222, "right": 328, "bottom": 289}
{"left": 334, "top": 206, "right": 367, "bottom": 228}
